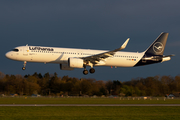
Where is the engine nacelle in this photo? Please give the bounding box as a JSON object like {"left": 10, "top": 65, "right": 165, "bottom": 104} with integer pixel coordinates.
{"left": 68, "top": 58, "right": 84, "bottom": 68}
{"left": 60, "top": 64, "right": 74, "bottom": 70}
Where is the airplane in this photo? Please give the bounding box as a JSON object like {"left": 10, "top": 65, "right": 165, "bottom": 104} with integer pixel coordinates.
{"left": 5, "top": 32, "right": 174, "bottom": 75}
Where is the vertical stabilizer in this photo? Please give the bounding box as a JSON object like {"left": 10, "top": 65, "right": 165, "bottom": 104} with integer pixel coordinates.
{"left": 145, "top": 32, "right": 169, "bottom": 56}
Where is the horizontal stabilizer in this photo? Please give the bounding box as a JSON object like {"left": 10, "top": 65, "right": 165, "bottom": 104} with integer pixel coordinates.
{"left": 163, "top": 54, "right": 175, "bottom": 57}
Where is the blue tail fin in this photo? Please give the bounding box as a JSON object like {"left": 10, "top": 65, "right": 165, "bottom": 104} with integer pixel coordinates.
{"left": 145, "top": 32, "right": 168, "bottom": 56}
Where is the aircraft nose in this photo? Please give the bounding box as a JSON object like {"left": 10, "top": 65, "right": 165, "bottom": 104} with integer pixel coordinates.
{"left": 5, "top": 52, "right": 11, "bottom": 59}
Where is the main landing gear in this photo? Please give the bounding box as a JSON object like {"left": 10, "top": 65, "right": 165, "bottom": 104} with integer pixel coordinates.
{"left": 83, "top": 67, "right": 95, "bottom": 75}
{"left": 22, "top": 61, "right": 26, "bottom": 70}
{"left": 83, "top": 69, "right": 88, "bottom": 75}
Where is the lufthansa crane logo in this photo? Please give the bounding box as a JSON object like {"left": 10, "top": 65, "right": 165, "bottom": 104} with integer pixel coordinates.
{"left": 153, "top": 42, "right": 164, "bottom": 53}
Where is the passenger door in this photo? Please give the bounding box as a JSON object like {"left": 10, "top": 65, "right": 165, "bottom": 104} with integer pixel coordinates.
{"left": 23, "top": 45, "right": 29, "bottom": 56}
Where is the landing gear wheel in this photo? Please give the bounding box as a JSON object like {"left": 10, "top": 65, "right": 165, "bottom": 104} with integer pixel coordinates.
{"left": 22, "top": 67, "right": 26, "bottom": 70}
{"left": 22, "top": 61, "right": 27, "bottom": 70}
{"left": 89, "top": 68, "right": 95, "bottom": 74}
{"left": 83, "top": 70, "right": 88, "bottom": 75}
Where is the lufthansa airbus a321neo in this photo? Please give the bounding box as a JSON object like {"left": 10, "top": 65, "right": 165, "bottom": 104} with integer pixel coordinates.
{"left": 5, "top": 32, "right": 174, "bottom": 75}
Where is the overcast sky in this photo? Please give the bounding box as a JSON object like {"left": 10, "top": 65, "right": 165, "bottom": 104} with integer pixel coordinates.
{"left": 0, "top": 1, "right": 180, "bottom": 81}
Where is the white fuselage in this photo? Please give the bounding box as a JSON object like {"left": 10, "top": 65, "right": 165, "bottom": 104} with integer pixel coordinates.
{"left": 5, "top": 46, "right": 144, "bottom": 67}
{"left": 5, "top": 33, "right": 173, "bottom": 75}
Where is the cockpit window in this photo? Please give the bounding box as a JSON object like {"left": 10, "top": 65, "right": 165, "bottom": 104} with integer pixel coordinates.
{"left": 12, "top": 49, "right": 19, "bottom": 52}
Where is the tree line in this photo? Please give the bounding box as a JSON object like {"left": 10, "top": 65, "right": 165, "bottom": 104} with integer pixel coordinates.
{"left": 0, "top": 71, "right": 180, "bottom": 96}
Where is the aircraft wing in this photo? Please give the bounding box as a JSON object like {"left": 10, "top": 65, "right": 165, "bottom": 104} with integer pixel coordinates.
{"left": 82, "top": 38, "right": 130, "bottom": 64}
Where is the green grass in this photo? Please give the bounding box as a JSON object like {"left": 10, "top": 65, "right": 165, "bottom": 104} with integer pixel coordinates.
{"left": 0, "top": 97, "right": 180, "bottom": 104}
{"left": 0, "top": 97, "right": 180, "bottom": 120}
{"left": 0, "top": 106, "right": 179, "bottom": 120}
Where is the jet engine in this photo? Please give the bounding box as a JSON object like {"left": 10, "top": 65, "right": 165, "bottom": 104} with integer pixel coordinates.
{"left": 68, "top": 58, "right": 84, "bottom": 68}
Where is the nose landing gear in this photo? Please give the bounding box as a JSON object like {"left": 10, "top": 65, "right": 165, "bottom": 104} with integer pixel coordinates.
{"left": 22, "top": 61, "right": 26, "bottom": 70}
